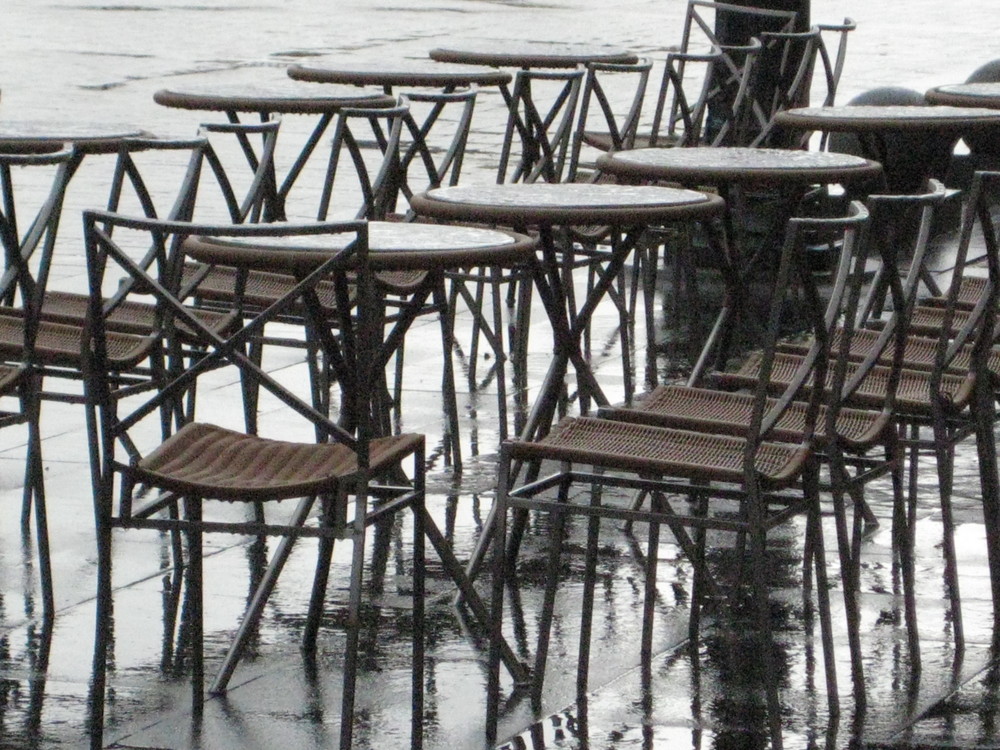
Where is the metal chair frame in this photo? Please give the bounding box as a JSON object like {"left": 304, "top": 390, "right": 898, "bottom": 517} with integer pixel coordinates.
{"left": 484, "top": 207, "right": 863, "bottom": 750}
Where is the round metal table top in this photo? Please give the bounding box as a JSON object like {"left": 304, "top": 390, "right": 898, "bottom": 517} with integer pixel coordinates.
{"left": 774, "top": 105, "right": 1000, "bottom": 133}
{"left": 186, "top": 221, "right": 538, "bottom": 272}
{"left": 428, "top": 41, "right": 638, "bottom": 69}
{"left": 287, "top": 61, "right": 512, "bottom": 89}
{"left": 925, "top": 82, "right": 1000, "bottom": 109}
{"left": 410, "top": 182, "right": 724, "bottom": 226}
{"left": 0, "top": 121, "right": 150, "bottom": 153}
{"left": 153, "top": 83, "right": 395, "bottom": 114}
{"left": 598, "top": 147, "right": 884, "bottom": 186}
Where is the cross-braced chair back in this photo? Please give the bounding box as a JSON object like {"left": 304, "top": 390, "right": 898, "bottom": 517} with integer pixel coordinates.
{"left": 497, "top": 67, "right": 585, "bottom": 184}
{"left": 569, "top": 57, "right": 653, "bottom": 181}
{"left": 315, "top": 100, "right": 409, "bottom": 221}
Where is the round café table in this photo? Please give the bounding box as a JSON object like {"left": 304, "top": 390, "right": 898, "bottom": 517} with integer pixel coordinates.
{"left": 429, "top": 41, "right": 638, "bottom": 69}
{"left": 411, "top": 182, "right": 724, "bottom": 594}
{"left": 597, "top": 146, "right": 884, "bottom": 380}
{"left": 926, "top": 82, "right": 1000, "bottom": 157}
{"left": 773, "top": 105, "right": 1000, "bottom": 191}
{"left": 287, "top": 60, "right": 512, "bottom": 94}
{"left": 183, "top": 219, "right": 538, "bottom": 693}
{"left": 925, "top": 82, "right": 1000, "bottom": 109}
{"left": 154, "top": 82, "right": 395, "bottom": 221}
{"left": 410, "top": 182, "right": 725, "bottom": 442}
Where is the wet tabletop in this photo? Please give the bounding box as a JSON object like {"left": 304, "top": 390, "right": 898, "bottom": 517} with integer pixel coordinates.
{"left": 926, "top": 82, "right": 1000, "bottom": 108}
{"left": 0, "top": 120, "right": 151, "bottom": 154}
{"left": 429, "top": 41, "right": 638, "bottom": 68}
{"left": 186, "top": 221, "right": 537, "bottom": 271}
{"left": 153, "top": 82, "right": 394, "bottom": 114}
{"left": 598, "top": 146, "right": 883, "bottom": 185}
{"left": 410, "top": 183, "right": 724, "bottom": 226}
{"left": 288, "top": 61, "right": 511, "bottom": 88}
{"left": 775, "top": 105, "right": 1000, "bottom": 132}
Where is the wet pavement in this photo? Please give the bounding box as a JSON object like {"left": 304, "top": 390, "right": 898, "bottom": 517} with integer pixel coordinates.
{"left": 5, "top": 1, "right": 1000, "bottom": 747}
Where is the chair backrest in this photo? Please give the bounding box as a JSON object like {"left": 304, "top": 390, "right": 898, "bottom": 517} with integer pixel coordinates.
{"left": 195, "top": 119, "right": 282, "bottom": 224}
{"left": 748, "top": 26, "right": 823, "bottom": 147}
{"left": 82, "top": 213, "right": 375, "bottom": 491}
{"left": 649, "top": 39, "right": 762, "bottom": 148}
{"left": 839, "top": 181, "right": 952, "bottom": 409}
{"left": 814, "top": 18, "right": 856, "bottom": 108}
{"left": 745, "top": 201, "right": 870, "bottom": 461}
{"left": 312, "top": 100, "right": 409, "bottom": 221}
{"left": 496, "top": 67, "right": 585, "bottom": 184}
{"left": 681, "top": 0, "right": 799, "bottom": 54}
{"left": 568, "top": 58, "right": 653, "bottom": 182}
{"left": 397, "top": 88, "right": 478, "bottom": 198}
{"left": 927, "top": 171, "right": 1000, "bottom": 393}
{"left": 0, "top": 145, "right": 75, "bottom": 308}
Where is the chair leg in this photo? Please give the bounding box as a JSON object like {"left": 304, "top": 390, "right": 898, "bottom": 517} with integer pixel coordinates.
{"left": 932, "top": 414, "right": 965, "bottom": 653}
{"left": 747, "top": 485, "right": 783, "bottom": 750}
{"left": 828, "top": 448, "right": 865, "bottom": 701}
{"left": 486, "top": 448, "right": 512, "bottom": 747}
{"left": 531, "top": 478, "right": 570, "bottom": 705}
{"left": 339, "top": 496, "right": 368, "bottom": 750}
{"left": 304, "top": 496, "right": 338, "bottom": 653}
{"left": 411, "top": 487, "right": 426, "bottom": 749}
{"left": 433, "top": 282, "right": 463, "bottom": 471}
{"left": 25, "top": 409, "right": 53, "bottom": 619}
{"left": 804, "top": 460, "right": 839, "bottom": 716}
{"left": 88, "top": 513, "right": 113, "bottom": 750}
{"left": 972, "top": 377, "right": 1000, "bottom": 635}
{"left": 576, "top": 480, "right": 602, "bottom": 700}
{"left": 184, "top": 497, "right": 204, "bottom": 719}
{"left": 889, "top": 431, "right": 921, "bottom": 672}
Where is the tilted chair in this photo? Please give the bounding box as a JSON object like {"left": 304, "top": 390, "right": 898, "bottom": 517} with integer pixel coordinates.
{"left": 484, "top": 206, "right": 870, "bottom": 750}
{"left": 600, "top": 186, "right": 950, "bottom": 702}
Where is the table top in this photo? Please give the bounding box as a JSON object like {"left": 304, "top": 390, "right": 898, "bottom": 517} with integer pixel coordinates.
{"left": 774, "top": 105, "right": 1000, "bottom": 133}
{"left": 153, "top": 82, "right": 395, "bottom": 114}
{"left": 428, "top": 41, "right": 638, "bottom": 69}
{"left": 185, "top": 221, "right": 537, "bottom": 272}
{"left": 597, "top": 147, "right": 883, "bottom": 186}
{"left": 0, "top": 121, "right": 150, "bottom": 153}
{"left": 287, "top": 61, "right": 512, "bottom": 89}
{"left": 409, "top": 183, "right": 724, "bottom": 226}
{"left": 925, "top": 82, "right": 1000, "bottom": 108}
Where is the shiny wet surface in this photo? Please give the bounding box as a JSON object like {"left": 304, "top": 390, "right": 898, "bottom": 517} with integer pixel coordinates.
{"left": 5, "top": 0, "right": 1000, "bottom": 748}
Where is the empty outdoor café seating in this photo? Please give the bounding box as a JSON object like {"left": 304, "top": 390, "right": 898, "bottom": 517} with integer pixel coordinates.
{"left": 716, "top": 174, "right": 1000, "bottom": 657}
